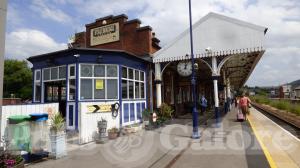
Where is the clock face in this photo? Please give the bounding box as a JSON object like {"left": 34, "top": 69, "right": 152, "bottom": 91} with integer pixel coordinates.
{"left": 177, "top": 61, "right": 193, "bottom": 77}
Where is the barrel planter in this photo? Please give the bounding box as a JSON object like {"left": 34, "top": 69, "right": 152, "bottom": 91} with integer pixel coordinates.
{"left": 96, "top": 120, "right": 108, "bottom": 144}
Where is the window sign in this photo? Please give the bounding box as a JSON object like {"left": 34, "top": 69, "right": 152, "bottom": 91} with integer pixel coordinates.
{"left": 95, "top": 79, "right": 104, "bottom": 90}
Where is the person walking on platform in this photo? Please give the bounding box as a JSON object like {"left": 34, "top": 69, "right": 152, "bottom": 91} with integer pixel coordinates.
{"left": 239, "top": 93, "right": 251, "bottom": 121}
{"left": 200, "top": 95, "right": 208, "bottom": 115}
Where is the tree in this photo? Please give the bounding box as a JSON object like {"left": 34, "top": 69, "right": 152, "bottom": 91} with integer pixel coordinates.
{"left": 3, "top": 59, "right": 32, "bottom": 100}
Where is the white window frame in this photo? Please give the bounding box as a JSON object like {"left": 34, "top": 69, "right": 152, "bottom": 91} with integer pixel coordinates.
{"left": 33, "top": 69, "right": 41, "bottom": 102}
{"left": 121, "top": 66, "right": 146, "bottom": 100}
{"left": 68, "top": 64, "right": 76, "bottom": 101}
{"left": 43, "top": 65, "right": 67, "bottom": 82}
{"left": 122, "top": 100, "right": 146, "bottom": 126}
{"left": 79, "top": 63, "right": 119, "bottom": 101}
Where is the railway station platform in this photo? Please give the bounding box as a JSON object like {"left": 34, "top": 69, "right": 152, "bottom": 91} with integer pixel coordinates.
{"left": 248, "top": 107, "right": 300, "bottom": 168}
{"left": 28, "top": 107, "right": 300, "bottom": 168}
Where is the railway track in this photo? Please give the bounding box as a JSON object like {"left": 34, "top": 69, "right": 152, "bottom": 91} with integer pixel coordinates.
{"left": 253, "top": 105, "right": 300, "bottom": 139}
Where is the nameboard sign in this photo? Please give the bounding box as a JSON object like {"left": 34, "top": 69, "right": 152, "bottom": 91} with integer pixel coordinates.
{"left": 90, "top": 23, "right": 120, "bottom": 46}
{"left": 87, "top": 104, "right": 111, "bottom": 113}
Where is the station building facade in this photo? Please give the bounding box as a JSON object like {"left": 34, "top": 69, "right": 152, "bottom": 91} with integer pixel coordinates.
{"left": 28, "top": 14, "right": 160, "bottom": 142}
{"left": 28, "top": 12, "right": 267, "bottom": 143}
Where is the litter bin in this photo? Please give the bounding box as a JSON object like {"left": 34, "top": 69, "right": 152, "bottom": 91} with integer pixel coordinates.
{"left": 29, "top": 113, "right": 49, "bottom": 154}
{"left": 7, "top": 115, "right": 31, "bottom": 152}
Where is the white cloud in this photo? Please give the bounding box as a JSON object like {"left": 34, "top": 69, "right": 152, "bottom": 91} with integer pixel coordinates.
{"left": 6, "top": 4, "right": 23, "bottom": 28}
{"left": 5, "top": 29, "right": 67, "bottom": 60}
{"left": 5, "top": 0, "right": 300, "bottom": 86}
{"left": 30, "top": 0, "right": 72, "bottom": 24}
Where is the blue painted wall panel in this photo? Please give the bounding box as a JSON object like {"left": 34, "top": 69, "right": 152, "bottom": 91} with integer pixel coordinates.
{"left": 124, "top": 103, "right": 129, "bottom": 123}
{"left": 130, "top": 103, "right": 135, "bottom": 121}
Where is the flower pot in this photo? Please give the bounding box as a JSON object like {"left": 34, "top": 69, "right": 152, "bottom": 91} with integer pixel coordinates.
{"left": 124, "top": 127, "right": 132, "bottom": 135}
{"left": 13, "top": 159, "right": 25, "bottom": 168}
{"left": 49, "top": 132, "right": 66, "bottom": 159}
{"left": 108, "top": 132, "right": 118, "bottom": 140}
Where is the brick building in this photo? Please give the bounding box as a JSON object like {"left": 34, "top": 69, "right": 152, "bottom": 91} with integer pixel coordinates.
{"left": 71, "top": 14, "right": 160, "bottom": 56}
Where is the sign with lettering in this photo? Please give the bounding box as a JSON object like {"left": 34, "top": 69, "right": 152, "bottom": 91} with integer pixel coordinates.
{"left": 95, "top": 79, "right": 104, "bottom": 90}
{"left": 90, "top": 23, "right": 120, "bottom": 46}
{"left": 87, "top": 104, "right": 111, "bottom": 113}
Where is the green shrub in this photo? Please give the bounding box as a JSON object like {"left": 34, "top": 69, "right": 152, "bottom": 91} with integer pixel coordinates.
{"left": 158, "top": 103, "right": 174, "bottom": 121}
{"left": 142, "top": 109, "right": 151, "bottom": 121}
{"left": 274, "top": 101, "right": 289, "bottom": 111}
{"left": 289, "top": 104, "right": 300, "bottom": 116}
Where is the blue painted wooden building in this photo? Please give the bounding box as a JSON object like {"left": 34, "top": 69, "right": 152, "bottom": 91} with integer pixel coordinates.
{"left": 27, "top": 15, "right": 160, "bottom": 143}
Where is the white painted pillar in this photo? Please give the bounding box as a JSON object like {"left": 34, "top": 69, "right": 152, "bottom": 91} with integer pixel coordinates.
{"left": 0, "top": 0, "right": 7, "bottom": 141}
{"left": 213, "top": 79, "right": 219, "bottom": 107}
{"left": 212, "top": 57, "right": 219, "bottom": 108}
{"left": 155, "top": 63, "right": 162, "bottom": 108}
{"left": 227, "top": 78, "right": 231, "bottom": 99}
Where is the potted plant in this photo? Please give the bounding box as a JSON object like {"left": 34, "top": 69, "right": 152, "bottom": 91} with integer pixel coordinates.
{"left": 0, "top": 138, "right": 25, "bottom": 168}
{"left": 157, "top": 103, "right": 174, "bottom": 127}
{"left": 49, "top": 112, "right": 66, "bottom": 159}
{"left": 107, "top": 127, "right": 119, "bottom": 140}
{"left": 142, "top": 109, "right": 151, "bottom": 127}
{"left": 131, "top": 123, "right": 142, "bottom": 133}
{"left": 123, "top": 125, "right": 132, "bottom": 135}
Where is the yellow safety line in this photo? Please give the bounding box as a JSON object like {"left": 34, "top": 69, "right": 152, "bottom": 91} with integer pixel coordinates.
{"left": 248, "top": 117, "right": 278, "bottom": 168}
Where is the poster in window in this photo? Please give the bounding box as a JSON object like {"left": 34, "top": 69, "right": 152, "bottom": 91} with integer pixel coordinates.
{"left": 96, "top": 79, "right": 104, "bottom": 90}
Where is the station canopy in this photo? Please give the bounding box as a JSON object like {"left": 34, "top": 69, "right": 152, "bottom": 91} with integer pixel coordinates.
{"left": 153, "top": 12, "right": 268, "bottom": 88}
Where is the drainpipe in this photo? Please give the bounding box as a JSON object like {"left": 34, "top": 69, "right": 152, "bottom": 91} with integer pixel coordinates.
{"left": 155, "top": 63, "right": 162, "bottom": 108}
{"left": 0, "top": 0, "right": 7, "bottom": 142}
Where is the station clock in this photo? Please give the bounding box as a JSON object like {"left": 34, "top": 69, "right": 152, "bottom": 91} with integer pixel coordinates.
{"left": 177, "top": 61, "right": 193, "bottom": 77}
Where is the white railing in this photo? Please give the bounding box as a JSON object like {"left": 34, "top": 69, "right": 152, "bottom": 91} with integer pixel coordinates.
{"left": 0, "top": 103, "right": 59, "bottom": 141}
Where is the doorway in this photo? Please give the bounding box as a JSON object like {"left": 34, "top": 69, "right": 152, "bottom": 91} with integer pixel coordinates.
{"left": 44, "top": 80, "right": 67, "bottom": 117}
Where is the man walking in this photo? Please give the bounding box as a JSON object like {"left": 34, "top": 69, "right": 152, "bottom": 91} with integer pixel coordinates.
{"left": 200, "top": 95, "right": 207, "bottom": 115}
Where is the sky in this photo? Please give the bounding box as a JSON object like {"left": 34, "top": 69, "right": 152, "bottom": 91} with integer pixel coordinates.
{"left": 4, "top": 0, "right": 300, "bottom": 87}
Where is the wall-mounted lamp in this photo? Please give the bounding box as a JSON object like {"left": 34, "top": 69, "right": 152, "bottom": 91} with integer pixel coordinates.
{"left": 97, "top": 55, "right": 103, "bottom": 63}
{"left": 194, "top": 62, "right": 199, "bottom": 70}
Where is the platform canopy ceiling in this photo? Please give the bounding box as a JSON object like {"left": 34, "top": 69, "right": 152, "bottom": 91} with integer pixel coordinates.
{"left": 153, "top": 12, "right": 268, "bottom": 88}
{"left": 153, "top": 12, "right": 267, "bottom": 63}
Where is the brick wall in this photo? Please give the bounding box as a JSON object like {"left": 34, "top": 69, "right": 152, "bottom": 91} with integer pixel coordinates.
{"left": 72, "top": 14, "right": 160, "bottom": 56}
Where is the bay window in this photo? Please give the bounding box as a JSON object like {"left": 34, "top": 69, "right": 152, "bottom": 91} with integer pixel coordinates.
{"left": 79, "top": 64, "right": 118, "bottom": 100}
{"left": 121, "top": 66, "right": 145, "bottom": 100}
